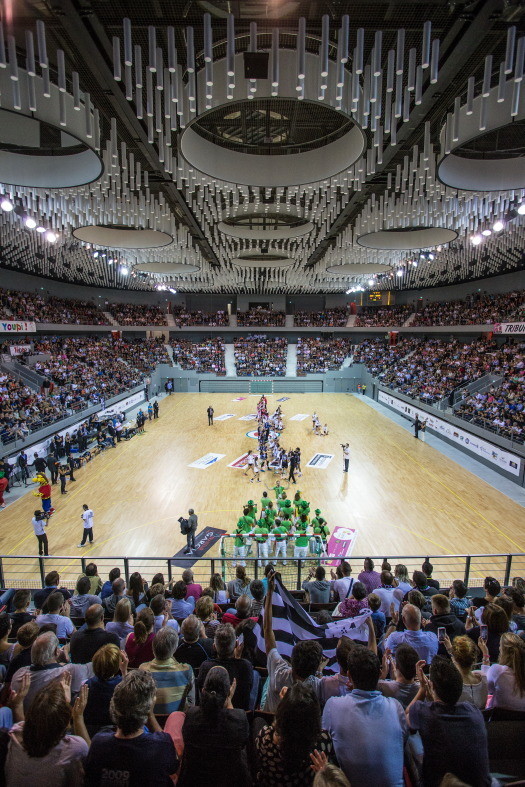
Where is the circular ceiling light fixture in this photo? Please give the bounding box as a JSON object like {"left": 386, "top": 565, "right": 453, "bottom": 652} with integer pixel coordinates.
{"left": 72, "top": 225, "right": 173, "bottom": 249}
{"left": 357, "top": 227, "right": 458, "bottom": 250}
{"left": 218, "top": 210, "right": 314, "bottom": 240}
{"left": 326, "top": 263, "right": 393, "bottom": 276}
{"left": 231, "top": 252, "right": 294, "bottom": 268}
{"left": 133, "top": 262, "right": 200, "bottom": 274}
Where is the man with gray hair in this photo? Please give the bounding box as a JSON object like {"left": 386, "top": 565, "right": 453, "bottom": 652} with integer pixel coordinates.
{"left": 139, "top": 626, "right": 194, "bottom": 715}
{"left": 85, "top": 671, "right": 178, "bottom": 783}
{"left": 175, "top": 614, "right": 213, "bottom": 670}
{"left": 384, "top": 603, "right": 439, "bottom": 662}
{"left": 10, "top": 631, "right": 93, "bottom": 711}
{"left": 197, "top": 622, "right": 254, "bottom": 710}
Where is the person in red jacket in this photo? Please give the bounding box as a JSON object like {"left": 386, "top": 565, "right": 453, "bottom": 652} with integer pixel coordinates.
{"left": 0, "top": 472, "right": 8, "bottom": 509}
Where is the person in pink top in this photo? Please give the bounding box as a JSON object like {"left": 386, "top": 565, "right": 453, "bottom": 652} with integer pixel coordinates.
{"left": 182, "top": 569, "right": 203, "bottom": 601}
{"left": 358, "top": 558, "right": 382, "bottom": 594}
{"left": 337, "top": 582, "right": 370, "bottom": 619}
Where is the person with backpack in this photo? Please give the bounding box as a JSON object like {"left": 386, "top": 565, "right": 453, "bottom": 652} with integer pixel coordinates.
{"left": 184, "top": 509, "right": 198, "bottom": 554}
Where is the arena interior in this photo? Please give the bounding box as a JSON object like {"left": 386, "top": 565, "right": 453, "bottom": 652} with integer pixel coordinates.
{"left": 0, "top": 1, "right": 524, "bottom": 784}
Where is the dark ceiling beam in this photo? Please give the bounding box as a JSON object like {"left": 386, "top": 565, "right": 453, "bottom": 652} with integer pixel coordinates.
{"left": 305, "top": 0, "right": 510, "bottom": 269}
{"left": 47, "top": 0, "right": 220, "bottom": 268}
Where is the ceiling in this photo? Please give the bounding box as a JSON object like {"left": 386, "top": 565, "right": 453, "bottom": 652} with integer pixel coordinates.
{"left": 0, "top": 0, "right": 524, "bottom": 293}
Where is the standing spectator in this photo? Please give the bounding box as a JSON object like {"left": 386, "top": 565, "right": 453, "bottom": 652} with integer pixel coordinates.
{"left": 185, "top": 508, "right": 198, "bottom": 554}
{"left": 322, "top": 644, "right": 408, "bottom": 786}
{"left": 84, "top": 671, "right": 179, "bottom": 783}
{"left": 373, "top": 570, "right": 398, "bottom": 615}
{"left": 330, "top": 562, "right": 354, "bottom": 602}
{"left": 77, "top": 503, "right": 94, "bottom": 548}
{"left": 197, "top": 624, "right": 254, "bottom": 710}
{"left": 177, "top": 666, "right": 251, "bottom": 787}
{"left": 139, "top": 627, "right": 195, "bottom": 715}
{"left": 385, "top": 604, "right": 439, "bottom": 662}
{"left": 256, "top": 682, "right": 334, "bottom": 787}
{"left": 69, "top": 604, "right": 119, "bottom": 664}
{"left": 406, "top": 657, "right": 491, "bottom": 787}
{"left": 357, "top": 559, "right": 381, "bottom": 594}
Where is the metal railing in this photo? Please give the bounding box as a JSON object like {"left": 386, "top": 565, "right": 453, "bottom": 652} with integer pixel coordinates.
{"left": 0, "top": 552, "right": 523, "bottom": 594}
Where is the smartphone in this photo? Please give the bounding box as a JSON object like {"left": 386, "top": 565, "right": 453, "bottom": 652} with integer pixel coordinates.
{"left": 480, "top": 624, "right": 488, "bottom": 641}
{"left": 437, "top": 626, "right": 446, "bottom": 643}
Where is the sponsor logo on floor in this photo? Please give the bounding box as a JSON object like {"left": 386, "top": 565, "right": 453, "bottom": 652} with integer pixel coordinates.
{"left": 324, "top": 527, "right": 358, "bottom": 567}
{"left": 289, "top": 414, "right": 310, "bottom": 421}
{"left": 188, "top": 453, "right": 226, "bottom": 468}
{"left": 215, "top": 413, "right": 236, "bottom": 421}
{"left": 171, "top": 527, "right": 227, "bottom": 568}
{"left": 246, "top": 429, "right": 260, "bottom": 439}
{"left": 232, "top": 397, "right": 247, "bottom": 401}
{"left": 277, "top": 397, "right": 290, "bottom": 402}
{"left": 306, "top": 453, "right": 334, "bottom": 469}
{"left": 238, "top": 414, "right": 257, "bottom": 421}
{"left": 228, "top": 453, "right": 250, "bottom": 469}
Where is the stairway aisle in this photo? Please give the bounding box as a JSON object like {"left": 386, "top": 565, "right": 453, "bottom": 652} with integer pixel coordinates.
{"left": 166, "top": 312, "right": 176, "bottom": 327}
{"left": 224, "top": 344, "right": 237, "bottom": 376}
{"left": 103, "top": 311, "right": 119, "bottom": 326}
{"left": 286, "top": 343, "right": 297, "bottom": 377}
{"left": 346, "top": 314, "right": 357, "bottom": 326}
{"left": 403, "top": 313, "right": 416, "bottom": 326}
{"left": 285, "top": 314, "right": 294, "bottom": 327}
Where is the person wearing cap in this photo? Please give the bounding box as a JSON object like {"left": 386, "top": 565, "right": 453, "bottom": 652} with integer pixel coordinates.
{"left": 253, "top": 517, "right": 270, "bottom": 567}
{"left": 293, "top": 515, "right": 310, "bottom": 560}
{"left": 245, "top": 499, "right": 257, "bottom": 519}
{"left": 312, "top": 516, "right": 330, "bottom": 556}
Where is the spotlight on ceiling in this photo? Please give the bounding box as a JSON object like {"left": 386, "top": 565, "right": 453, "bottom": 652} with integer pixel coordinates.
{"left": 481, "top": 229, "right": 492, "bottom": 236}
{"left": 24, "top": 217, "right": 37, "bottom": 229}
{"left": 396, "top": 269, "right": 403, "bottom": 276}
{"left": 0, "top": 198, "right": 13, "bottom": 212}
{"left": 518, "top": 203, "right": 525, "bottom": 216}
{"left": 120, "top": 265, "right": 129, "bottom": 275}
{"left": 493, "top": 220, "right": 504, "bottom": 232}
{"left": 45, "top": 231, "right": 57, "bottom": 243}
{"left": 93, "top": 251, "right": 99, "bottom": 258}
{"left": 36, "top": 226, "right": 46, "bottom": 233}
{"left": 168, "top": 288, "right": 177, "bottom": 294}
{"left": 368, "top": 279, "right": 375, "bottom": 286}
{"left": 470, "top": 234, "right": 482, "bottom": 245}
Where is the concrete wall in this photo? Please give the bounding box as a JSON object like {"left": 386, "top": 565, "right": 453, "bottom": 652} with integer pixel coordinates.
{"left": 395, "top": 269, "right": 525, "bottom": 306}
{"left": 236, "top": 294, "right": 286, "bottom": 312}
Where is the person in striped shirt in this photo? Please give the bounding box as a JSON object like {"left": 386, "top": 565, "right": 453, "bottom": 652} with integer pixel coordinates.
{"left": 139, "top": 627, "right": 194, "bottom": 715}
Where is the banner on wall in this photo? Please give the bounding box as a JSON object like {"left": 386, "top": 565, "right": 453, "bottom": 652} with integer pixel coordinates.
{"left": 0, "top": 321, "right": 36, "bottom": 333}
{"left": 378, "top": 390, "right": 522, "bottom": 477}
{"left": 492, "top": 322, "right": 525, "bottom": 335}
{"left": 324, "top": 527, "right": 358, "bottom": 567}
{"left": 9, "top": 344, "right": 32, "bottom": 356}
{"left": 98, "top": 391, "right": 145, "bottom": 419}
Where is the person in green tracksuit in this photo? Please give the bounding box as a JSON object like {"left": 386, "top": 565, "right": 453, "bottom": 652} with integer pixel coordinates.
{"left": 280, "top": 498, "right": 294, "bottom": 522}
{"left": 272, "top": 517, "right": 288, "bottom": 564}
{"left": 260, "top": 492, "right": 271, "bottom": 510}
{"left": 293, "top": 490, "right": 302, "bottom": 515}
{"left": 233, "top": 508, "right": 254, "bottom": 565}
{"left": 245, "top": 499, "right": 257, "bottom": 519}
{"left": 263, "top": 501, "right": 276, "bottom": 524}
{"left": 311, "top": 516, "right": 330, "bottom": 556}
{"left": 297, "top": 499, "right": 310, "bottom": 520}
{"left": 273, "top": 483, "right": 285, "bottom": 500}
{"left": 294, "top": 514, "right": 310, "bottom": 560}
{"left": 253, "top": 518, "right": 270, "bottom": 566}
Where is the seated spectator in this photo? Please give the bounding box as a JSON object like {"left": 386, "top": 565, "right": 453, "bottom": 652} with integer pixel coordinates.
{"left": 83, "top": 643, "right": 126, "bottom": 737}
{"left": 357, "top": 558, "right": 381, "bottom": 594}
{"left": 445, "top": 635, "right": 488, "bottom": 708}
{"left": 84, "top": 671, "right": 178, "bottom": 783}
{"left": 70, "top": 576, "right": 101, "bottom": 619}
{"left": 182, "top": 569, "right": 202, "bottom": 601}
{"left": 77, "top": 562, "right": 102, "bottom": 596}
{"left": 424, "top": 594, "right": 465, "bottom": 643}
{"left": 222, "top": 595, "right": 255, "bottom": 629}
{"left": 105, "top": 597, "right": 134, "bottom": 642}
{"left": 125, "top": 608, "right": 155, "bottom": 669}
{"left": 127, "top": 572, "right": 147, "bottom": 609}
{"left": 421, "top": 561, "right": 440, "bottom": 590}
{"left": 480, "top": 631, "right": 525, "bottom": 711}
{"left": 175, "top": 615, "right": 213, "bottom": 670}
{"left": 302, "top": 566, "right": 331, "bottom": 604}
{"left": 0, "top": 614, "right": 13, "bottom": 668}
{"left": 406, "top": 657, "right": 490, "bottom": 787}
{"left": 323, "top": 643, "right": 408, "bottom": 785}
{"left": 5, "top": 677, "right": 88, "bottom": 784}
{"left": 197, "top": 624, "right": 254, "bottom": 710}
{"left": 318, "top": 637, "right": 353, "bottom": 705}
{"left": 177, "top": 666, "right": 251, "bottom": 787}
{"left": 448, "top": 579, "right": 470, "bottom": 619}
{"left": 102, "top": 577, "right": 136, "bottom": 617}
{"left": 256, "top": 682, "right": 334, "bottom": 787}
{"left": 69, "top": 604, "right": 119, "bottom": 664}
{"left": 11, "top": 632, "right": 91, "bottom": 712}
{"left": 393, "top": 564, "right": 412, "bottom": 598}
{"left": 35, "top": 591, "right": 74, "bottom": 640}
{"left": 373, "top": 570, "right": 398, "bottom": 615}
{"left": 471, "top": 576, "right": 501, "bottom": 622}
{"left": 33, "top": 571, "right": 71, "bottom": 611}
{"left": 330, "top": 561, "right": 354, "bottom": 601}
{"left": 150, "top": 593, "right": 180, "bottom": 634}
{"left": 4, "top": 622, "right": 39, "bottom": 685}
{"left": 336, "top": 581, "right": 369, "bottom": 619}
{"left": 368, "top": 594, "right": 386, "bottom": 640}
{"left": 9, "top": 590, "right": 33, "bottom": 638}
{"left": 195, "top": 595, "right": 220, "bottom": 640}
{"left": 209, "top": 573, "right": 228, "bottom": 604}
{"left": 249, "top": 580, "right": 265, "bottom": 617}
{"left": 378, "top": 643, "right": 420, "bottom": 708}
{"left": 140, "top": 627, "right": 195, "bottom": 715}
{"left": 227, "top": 567, "right": 252, "bottom": 601}
{"left": 263, "top": 582, "right": 322, "bottom": 712}
{"left": 100, "top": 567, "right": 121, "bottom": 600}
{"left": 385, "top": 604, "right": 439, "bottom": 662}
{"left": 466, "top": 602, "right": 509, "bottom": 662}
{"left": 410, "top": 570, "right": 440, "bottom": 600}
{"left": 170, "top": 580, "right": 196, "bottom": 619}
{"left": 507, "top": 587, "right": 525, "bottom": 631}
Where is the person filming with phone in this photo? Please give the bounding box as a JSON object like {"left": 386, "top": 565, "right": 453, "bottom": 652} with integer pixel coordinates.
{"left": 465, "top": 602, "right": 510, "bottom": 663}
{"left": 422, "top": 594, "right": 465, "bottom": 654}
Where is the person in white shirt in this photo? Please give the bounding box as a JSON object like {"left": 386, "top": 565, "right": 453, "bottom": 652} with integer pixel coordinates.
{"left": 32, "top": 510, "right": 49, "bottom": 556}
{"left": 342, "top": 443, "right": 350, "bottom": 473}
{"left": 374, "top": 570, "right": 400, "bottom": 615}
{"left": 77, "top": 504, "right": 94, "bottom": 548}
{"left": 331, "top": 562, "right": 354, "bottom": 602}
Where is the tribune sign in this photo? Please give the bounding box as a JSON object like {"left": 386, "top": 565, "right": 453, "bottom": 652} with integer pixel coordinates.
{"left": 492, "top": 322, "right": 525, "bottom": 335}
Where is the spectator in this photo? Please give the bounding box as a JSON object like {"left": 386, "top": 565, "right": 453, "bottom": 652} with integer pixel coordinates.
{"left": 357, "top": 558, "right": 381, "bottom": 594}
{"left": 177, "top": 666, "right": 251, "bottom": 787}
{"left": 448, "top": 579, "right": 470, "bottom": 619}
{"left": 410, "top": 570, "right": 440, "bottom": 600}
{"left": 256, "top": 682, "right": 334, "bottom": 787}
{"left": 100, "top": 567, "right": 121, "bottom": 600}
{"left": 150, "top": 593, "right": 180, "bottom": 635}
{"left": 125, "top": 608, "right": 155, "bottom": 669}
{"left": 424, "top": 594, "right": 466, "bottom": 642}
{"left": 385, "top": 604, "right": 439, "bottom": 662}
{"left": 421, "top": 561, "right": 440, "bottom": 590}
{"left": 77, "top": 562, "right": 102, "bottom": 596}
{"left": 170, "top": 580, "right": 196, "bottom": 619}
{"left": 330, "top": 562, "right": 354, "bottom": 602}
{"left": 222, "top": 595, "right": 255, "bottom": 629}
{"left": 4, "top": 622, "right": 40, "bottom": 685}
{"left": 5, "top": 677, "right": 88, "bottom": 785}
{"left": 182, "top": 569, "right": 202, "bottom": 601}
{"left": 9, "top": 590, "right": 33, "bottom": 638}
{"left": 227, "top": 567, "right": 252, "bottom": 601}
{"left": 406, "top": 657, "right": 491, "bottom": 787}
{"left": 323, "top": 643, "right": 408, "bottom": 785}
{"left": 70, "top": 576, "right": 101, "bottom": 619}
{"left": 249, "top": 580, "right": 265, "bottom": 617}
{"left": 105, "top": 597, "right": 134, "bottom": 642}
{"left": 209, "top": 573, "right": 228, "bottom": 604}
{"left": 466, "top": 602, "right": 509, "bottom": 663}
{"left": 83, "top": 643, "right": 126, "bottom": 737}
{"left": 393, "top": 564, "right": 412, "bottom": 598}
{"left": 302, "top": 566, "right": 331, "bottom": 604}
{"left": 318, "top": 637, "right": 354, "bottom": 705}
{"left": 195, "top": 596, "right": 220, "bottom": 639}
{"left": 472, "top": 576, "right": 501, "bottom": 622}
{"left": 336, "top": 581, "right": 369, "bottom": 619}
{"left": 139, "top": 627, "right": 195, "bottom": 715}
{"left": 102, "top": 578, "right": 136, "bottom": 618}
{"left": 480, "top": 631, "right": 525, "bottom": 711}
{"left": 11, "top": 632, "right": 91, "bottom": 712}
{"left": 84, "top": 671, "right": 178, "bottom": 783}
{"left": 373, "top": 570, "right": 398, "bottom": 615}
{"left": 312, "top": 763, "right": 350, "bottom": 787}
{"left": 33, "top": 571, "right": 71, "bottom": 611}
{"left": 368, "top": 594, "right": 386, "bottom": 640}
{"left": 175, "top": 615, "right": 213, "bottom": 671}
{"left": 378, "top": 643, "right": 420, "bottom": 709}
{"left": 127, "top": 572, "right": 147, "bottom": 609}
{"left": 197, "top": 624, "right": 254, "bottom": 710}
{"left": 446, "top": 635, "right": 488, "bottom": 708}
{"left": 69, "top": 604, "right": 119, "bottom": 664}
{"left": 507, "top": 588, "right": 525, "bottom": 631}
{"left": 35, "top": 591, "right": 74, "bottom": 640}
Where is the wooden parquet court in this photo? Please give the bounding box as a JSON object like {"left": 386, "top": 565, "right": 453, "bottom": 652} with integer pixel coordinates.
{"left": 0, "top": 393, "right": 524, "bottom": 588}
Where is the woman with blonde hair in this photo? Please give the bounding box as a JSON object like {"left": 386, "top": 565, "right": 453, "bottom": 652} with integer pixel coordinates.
{"left": 445, "top": 635, "right": 488, "bottom": 708}
{"left": 106, "top": 597, "right": 134, "bottom": 643}
{"left": 195, "top": 596, "right": 219, "bottom": 639}
{"left": 124, "top": 607, "right": 155, "bottom": 668}
{"left": 84, "top": 643, "right": 127, "bottom": 736}
{"left": 480, "top": 632, "right": 525, "bottom": 711}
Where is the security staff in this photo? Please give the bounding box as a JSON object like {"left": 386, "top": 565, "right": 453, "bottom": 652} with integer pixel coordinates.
{"left": 17, "top": 451, "right": 30, "bottom": 486}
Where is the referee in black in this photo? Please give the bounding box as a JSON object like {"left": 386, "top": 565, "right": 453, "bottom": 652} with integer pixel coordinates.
{"left": 342, "top": 443, "right": 350, "bottom": 473}
{"left": 207, "top": 405, "right": 214, "bottom": 426}
{"left": 288, "top": 449, "right": 298, "bottom": 484}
